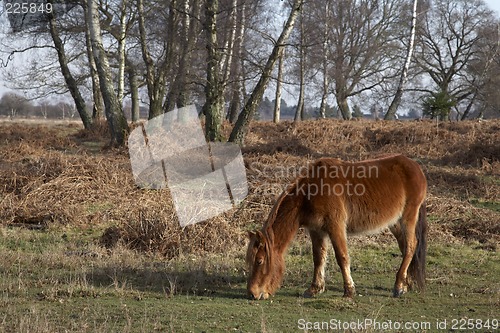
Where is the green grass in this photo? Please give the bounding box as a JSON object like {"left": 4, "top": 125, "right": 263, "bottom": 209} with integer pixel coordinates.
{"left": 0, "top": 227, "right": 499, "bottom": 332}
{"left": 469, "top": 198, "right": 500, "bottom": 213}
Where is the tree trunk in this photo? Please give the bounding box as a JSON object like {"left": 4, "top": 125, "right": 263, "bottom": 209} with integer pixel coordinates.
{"left": 336, "top": 94, "right": 352, "bottom": 120}
{"left": 116, "top": 0, "right": 128, "bottom": 106}
{"left": 385, "top": 0, "right": 418, "bottom": 120}
{"left": 82, "top": 2, "right": 103, "bottom": 121}
{"left": 461, "top": 91, "right": 477, "bottom": 120}
{"left": 273, "top": 48, "right": 285, "bottom": 123}
{"left": 227, "top": 1, "right": 246, "bottom": 123}
{"left": 47, "top": 1, "right": 92, "bottom": 129}
{"left": 177, "top": 0, "right": 200, "bottom": 109}
{"left": 137, "top": 0, "right": 169, "bottom": 119}
{"left": 128, "top": 65, "right": 140, "bottom": 122}
{"left": 229, "top": 0, "right": 304, "bottom": 144}
{"left": 203, "top": 0, "right": 223, "bottom": 141}
{"left": 294, "top": 13, "right": 305, "bottom": 123}
{"left": 219, "top": 0, "right": 238, "bottom": 101}
{"left": 164, "top": 0, "right": 201, "bottom": 111}
{"left": 88, "top": 0, "right": 128, "bottom": 145}
{"left": 318, "top": 0, "right": 330, "bottom": 119}
{"left": 318, "top": 70, "right": 329, "bottom": 119}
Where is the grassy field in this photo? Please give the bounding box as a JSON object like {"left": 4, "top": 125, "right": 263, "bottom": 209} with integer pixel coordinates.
{"left": 0, "top": 227, "right": 498, "bottom": 332}
{"left": 0, "top": 119, "right": 499, "bottom": 332}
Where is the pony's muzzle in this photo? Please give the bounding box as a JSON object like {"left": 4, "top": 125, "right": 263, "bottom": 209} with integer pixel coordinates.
{"left": 247, "top": 291, "right": 269, "bottom": 300}
{"left": 248, "top": 293, "right": 259, "bottom": 300}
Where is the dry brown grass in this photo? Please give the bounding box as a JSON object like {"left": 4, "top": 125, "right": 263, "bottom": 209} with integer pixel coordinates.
{"left": 1, "top": 119, "right": 498, "bottom": 258}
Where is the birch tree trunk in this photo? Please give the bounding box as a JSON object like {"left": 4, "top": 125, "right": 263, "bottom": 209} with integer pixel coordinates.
{"left": 116, "top": 0, "right": 128, "bottom": 106}
{"left": 47, "top": 0, "right": 92, "bottom": 129}
{"left": 229, "top": 0, "right": 304, "bottom": 144}
{"left": 88, "top": 0, "right": 129, "bottom": 145}
{"left": 220, "top": 0, "right": 238, "bottom": 96}
{"left": 227, "top": 0, "right": 246, "bottom": 123}
{"left": 384, "top": 0, "right": 418, "bottom": 120}
{"left": 294, "top": 12, "right": 305, "bottom": 123}
{"left": 273, "top": 48, "right": 285, "bottom": 123}
{"left": 318, "top": 1, "right": 330, "bottom": 119}
{"left": 82, "top": 2, "right": 103, "bottom": 121}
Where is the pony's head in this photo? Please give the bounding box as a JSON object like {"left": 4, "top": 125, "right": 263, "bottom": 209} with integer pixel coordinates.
{"left": 246, "top": 229, "right": 284, "bottom": 300}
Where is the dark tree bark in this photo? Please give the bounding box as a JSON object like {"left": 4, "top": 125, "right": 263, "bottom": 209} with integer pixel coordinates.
{"left": 137, "top": 0, "right": 171, "bottom": 119}
{"left": 47, "top": 0, "right": 92, "bottom": 129}
{"left": 203, "top": 0, "right": 223, "bottom": 141}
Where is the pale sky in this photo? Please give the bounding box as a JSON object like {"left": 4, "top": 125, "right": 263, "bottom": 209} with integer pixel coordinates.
{"left": 484, "top": 0, "right": 500, "bottom": 17}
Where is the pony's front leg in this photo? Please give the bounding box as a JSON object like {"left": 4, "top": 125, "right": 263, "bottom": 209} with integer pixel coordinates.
{"left": 330, "top": 228, "right": 355, "bottom": 298}
{"left": 303, "top": 230, "right": 328, "bottom": 298}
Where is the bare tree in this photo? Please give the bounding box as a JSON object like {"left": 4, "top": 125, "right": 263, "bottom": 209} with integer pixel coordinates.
{"left": 227, "top": 0, "right": 246, "bottom": 123}
{"left": 136, "top": 0, "right": 173, "bottom": 119}
{"left": 82, "top": 2, "right": 104, "bottom": 121}
{"left": 88, "top": 0, "right": 129, "bottom": 145}
{"left": 273, "top": 47, "right": 285, "bottom": 123}
{"left": 229, "top": 0, "right": 304, "bottom": 144}
{"left": 164, "top": 0, "right": 202, "bottom": 111}
{"left": 318, "top": 0, "right": 331, "bottom": 119}
{"left": 327, "top": 0, "right": 403, "bottom": 120}
{"left": 47, "top": 0, "right": 92, "bottom": 129}
{"left": 384, "top": 0, "right": 418, "bottom": 120}
{"left": 203, "top": 0, "right": 223, "bottom": 141}
{"left": 414, "top": 0, "right": 495, "bottom": 119}
{"left": 462, "top": 21, "right": 500, "bottom": 119}
{"left": 294, "top": 9, "right": 306, "bottom": 123}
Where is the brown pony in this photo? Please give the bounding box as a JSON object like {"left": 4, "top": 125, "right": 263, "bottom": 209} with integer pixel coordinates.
{"left": 246, "top": 154, "right": 427, "bottom": 300}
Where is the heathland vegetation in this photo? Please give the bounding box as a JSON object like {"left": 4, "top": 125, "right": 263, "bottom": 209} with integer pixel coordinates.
{"left": 0, "top": 119, "right": 498, "bottom": 332}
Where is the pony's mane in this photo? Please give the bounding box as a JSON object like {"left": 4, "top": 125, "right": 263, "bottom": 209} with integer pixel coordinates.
{"left": 263, "top": 180, "right": 300, "bottom": 233}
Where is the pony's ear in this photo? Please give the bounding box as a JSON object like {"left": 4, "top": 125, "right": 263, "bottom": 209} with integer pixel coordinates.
{"left": 247, "top": 231, "right": 256, "bottom": 239}
{"left": 255, "top": 230, "right": 266, "bottom": 248}
{"left": 267, "top": 227, "right": 275, "bottom": 245}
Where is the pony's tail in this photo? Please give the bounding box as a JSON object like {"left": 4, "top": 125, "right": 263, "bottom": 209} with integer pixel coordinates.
{"left": 409, "top": 202, "right": 427, "bottom": 290}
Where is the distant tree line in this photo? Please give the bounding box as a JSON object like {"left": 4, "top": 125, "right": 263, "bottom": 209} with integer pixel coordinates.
{"left": 0, "top": 92, "right": 75, "bottom": 119}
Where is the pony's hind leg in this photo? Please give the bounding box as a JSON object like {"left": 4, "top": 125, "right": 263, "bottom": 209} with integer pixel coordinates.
{"left": 304, "top": 230, "right": 328, "bottom": 298}
{"left": 393, "top": 211, "right": 418, "bottom": 297}
{"left": 389, "top": 222, "right": 405, "bottom": 255}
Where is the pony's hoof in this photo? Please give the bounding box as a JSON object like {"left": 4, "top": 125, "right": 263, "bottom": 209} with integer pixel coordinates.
{"left": 303, "top": 286, "right": 324, "bottom": 298}
{"left": 343, "top": 291, "right": 355, "bottom": 299}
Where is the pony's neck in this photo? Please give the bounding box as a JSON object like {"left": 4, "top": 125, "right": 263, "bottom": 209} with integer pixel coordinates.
{"left": 265, "top": 193, "right": 301, "bottom": 256}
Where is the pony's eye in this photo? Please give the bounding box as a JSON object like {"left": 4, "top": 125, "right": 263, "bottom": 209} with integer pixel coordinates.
{"left": 257, "top": 258, "right": 264, "bottom": 265}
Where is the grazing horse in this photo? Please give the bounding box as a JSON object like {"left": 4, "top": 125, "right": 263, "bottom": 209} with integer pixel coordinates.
{"left": 246, "top": 154, "right": 427, "bottom": 300}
